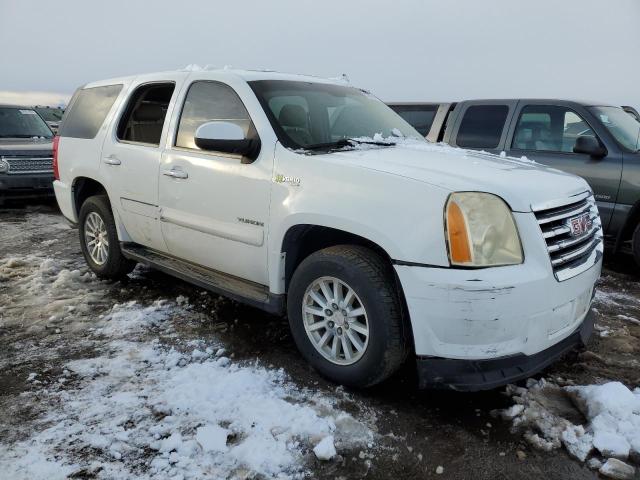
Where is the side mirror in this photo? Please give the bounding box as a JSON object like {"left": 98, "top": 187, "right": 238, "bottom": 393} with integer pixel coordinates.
{"left": 573, "top": 135, "right": 607, "bottom": 158}
{"left": 194, "top": 121, "right": 261, "bottom": 162}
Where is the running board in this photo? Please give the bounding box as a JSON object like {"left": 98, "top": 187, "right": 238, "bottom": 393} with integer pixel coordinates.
{"left": 121, "top": 243, "right": 284, "bottom": 315}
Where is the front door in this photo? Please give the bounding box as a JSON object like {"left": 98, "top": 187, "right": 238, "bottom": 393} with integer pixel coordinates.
{"left": 158, "top": 80, "right": 273, "bottom": 285}
{"left": 507, "top": 103, "right": 622, "bottom": 228}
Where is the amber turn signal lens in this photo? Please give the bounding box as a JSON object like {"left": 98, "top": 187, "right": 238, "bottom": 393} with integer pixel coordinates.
{"left": 447, "top": 200, "right": 472, "bottom": 264}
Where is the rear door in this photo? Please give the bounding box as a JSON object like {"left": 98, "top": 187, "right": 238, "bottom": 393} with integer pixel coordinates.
{"left": 505, "top": 102, "right": 623, "bottom": 228}
{"left": 100, "top": 74, "right": 185, "bottom": 250}
{"left": 444, "top": 100, "right": 518, "bottom": 154}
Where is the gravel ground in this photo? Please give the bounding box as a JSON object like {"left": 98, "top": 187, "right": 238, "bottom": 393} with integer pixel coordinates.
{"left": 1, "top": 202, "right": 639, "bottom": 479}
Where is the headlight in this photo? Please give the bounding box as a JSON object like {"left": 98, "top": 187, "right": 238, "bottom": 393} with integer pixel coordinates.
{"left": 445, "top": 192, "right": 523, "bottom": 267}
{"left": 0, "top": 159, "right": 8, "bottom": 174}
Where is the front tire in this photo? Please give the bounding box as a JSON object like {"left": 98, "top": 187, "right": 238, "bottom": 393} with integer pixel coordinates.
{"left": 79, "top": 195, "right": 136, "bottom": 279}
{"left": 287, "top": 245, "right": 408, "bottom": 388}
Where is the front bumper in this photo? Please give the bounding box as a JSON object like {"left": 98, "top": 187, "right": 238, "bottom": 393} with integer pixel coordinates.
{"left": 416, "top": 307, "right": 594, "bottom": 391}
{"left": 0, "top": 173, "right": 54, "bottom": 200}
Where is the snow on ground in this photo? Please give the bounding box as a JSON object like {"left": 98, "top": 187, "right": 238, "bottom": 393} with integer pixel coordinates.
{"left": 0, "top": 259, "right": 374, "bottom": 479}
{"left": 497, "top": 378, "right": 639, "bottom": 477}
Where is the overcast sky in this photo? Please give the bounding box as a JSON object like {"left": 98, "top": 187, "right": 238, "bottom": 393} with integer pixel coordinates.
{"left": 1, "top": 0, "right": 638, "bottom": 109}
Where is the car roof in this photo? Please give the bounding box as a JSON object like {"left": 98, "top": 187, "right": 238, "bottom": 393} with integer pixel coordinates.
{"left": 83, "top": 68, "right": 349, "bottom": 89}
{"left": 0, "top": 104, "right": 37, "bottom": 110}
{"left": 458, "top": 98, "right": 618, "bottom": 108}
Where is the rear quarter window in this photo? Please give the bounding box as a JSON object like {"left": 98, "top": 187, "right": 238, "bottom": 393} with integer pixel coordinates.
{"left": 456, "top": 105, "right": 509, "bottom": 149}
{"left": 58, "top": 84, "right": 122, "bottom": 139}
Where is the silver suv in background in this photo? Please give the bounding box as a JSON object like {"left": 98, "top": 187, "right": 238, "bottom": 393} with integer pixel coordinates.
{"left": 0, "top": 105, "right": 55, "bottom": 204}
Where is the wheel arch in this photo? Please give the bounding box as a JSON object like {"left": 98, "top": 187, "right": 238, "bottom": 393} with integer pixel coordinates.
{"left": 614, "top": 197, "right": 640, "bottom": 254}
{"left": 280, "top": 224, "right": 415, "bottom": 352}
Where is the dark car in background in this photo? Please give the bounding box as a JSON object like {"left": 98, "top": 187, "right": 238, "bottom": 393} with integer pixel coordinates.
{"left": 0, "top": 105, "right": 55, "bottom": 205}
{"left": 34, "top": 106, "right": 65, "bottom": 133}
{"left": 392, "top": 99, "right": 640, "bottom": 267}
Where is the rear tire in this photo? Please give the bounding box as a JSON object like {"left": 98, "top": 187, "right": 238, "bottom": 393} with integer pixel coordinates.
{"left": 79, "top": 195, "right": 136, "bottom": 279}
{"left": 287, "top": 245, "right": 408, "bottom": 388}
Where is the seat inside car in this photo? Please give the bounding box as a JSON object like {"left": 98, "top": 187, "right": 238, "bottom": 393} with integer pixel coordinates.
{"left": 279, "top": 104, "right": 312, "bottom": 145}
{"left": 128, "top": 103, "right": 167, "bottom": 144}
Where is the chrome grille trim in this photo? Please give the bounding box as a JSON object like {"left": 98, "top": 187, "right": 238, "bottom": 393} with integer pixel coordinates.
{"left": 0, "top": 155, "right": 53, "bottom": 175}
{"left": 533, "top": 192, "right": 603, "bottom": 281}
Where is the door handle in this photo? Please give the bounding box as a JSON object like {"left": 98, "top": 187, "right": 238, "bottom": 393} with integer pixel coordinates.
{"left": 162, "top": 167, "right": 188, "bottom": 179}
{"left": 103, "top": 155, "right": 121, "bottom": 165}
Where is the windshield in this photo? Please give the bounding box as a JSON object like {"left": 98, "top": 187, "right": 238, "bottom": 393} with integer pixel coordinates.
{"left": 589, "top": 106, "right": 640, "bottom": 152}
{"left": 249, "top": 80, "right": 423, "bottom": 150}
{"left": 35, "top": 107, "right": 64, "bottom": 123}
{"left": 0, "top": 107, "right": 53, "bottom": 138}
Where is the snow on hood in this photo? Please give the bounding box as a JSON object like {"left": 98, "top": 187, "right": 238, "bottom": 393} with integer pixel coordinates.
{"left": 320, "top": 138, "right": 590, "bottom": 212}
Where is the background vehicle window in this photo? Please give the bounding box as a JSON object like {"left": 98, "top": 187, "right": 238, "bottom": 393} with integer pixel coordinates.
{"left": 176, "top": 81, "right": 254, "bottom": 150}
{"left": 0, "top": 107, "right": 53, "bottom": 138}
{"left": 58, "top": 84, "right": 122, "bottom": 139}
{"left": 456, "top": 105, "right": 508, "bottom": 149}
{"left": 589, "top": 106, "right": 640, "bottom": 152}
{"left": 117, "top": 83, "right": 175, "bottom": 145}
{"left": 512, "top": 105, "right": 595, "bottom": 153}
{"left": 389, "top": 105, "right": 438, "bottom": 136}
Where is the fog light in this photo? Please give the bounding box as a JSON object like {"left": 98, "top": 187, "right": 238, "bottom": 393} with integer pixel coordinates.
{"left": 0, "top": 159, "right": 9, "bottom": 174}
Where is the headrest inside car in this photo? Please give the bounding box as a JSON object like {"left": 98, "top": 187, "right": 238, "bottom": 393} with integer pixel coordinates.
{"left": 279, "top": 105, "right": 308, "bottom": 128}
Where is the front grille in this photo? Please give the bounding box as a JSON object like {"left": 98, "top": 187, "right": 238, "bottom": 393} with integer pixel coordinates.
{"left": 533, "top": 191, "right": 603, "bottom": 281}
{"left": 1, "top": 155, "right": 53, "bottom": 175}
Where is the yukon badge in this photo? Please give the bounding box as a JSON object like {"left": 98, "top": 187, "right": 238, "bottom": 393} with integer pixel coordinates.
{"left": 274, "top": 174, "right": 301, "bottom": 187}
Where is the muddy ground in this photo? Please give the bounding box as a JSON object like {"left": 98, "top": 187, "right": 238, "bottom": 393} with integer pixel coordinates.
{"left": 1, "top": 202, "right": 639, "bottom": 479}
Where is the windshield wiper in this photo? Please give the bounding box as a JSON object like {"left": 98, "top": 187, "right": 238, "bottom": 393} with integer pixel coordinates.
{"left": 303, "top": 138, "right": 396, "bottom": 152}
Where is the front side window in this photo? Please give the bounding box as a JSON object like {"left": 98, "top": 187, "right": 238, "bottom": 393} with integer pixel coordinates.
{"left": 117, "top": 83, "right": 175, "bottom": 146}
{"left": 589, "top": 106, "right": 640, "bottom": 152}
{"left": 58, "top": 84, "right": 122, "bottom": 139}
{"left": 512, "top": 105, "right": 596, "bottom": 153}
{"left": 176, "top": 81, "right": 255, "bottom": 151}
{"left": 0, "top": 107, "right": 53, "bottom": 138}
{"left": 249, "top": 80, "right": 422, "bottom": 150}
{"left": 456, "top": 105, "right": 509, "bottom": 149}
{"left": 388, "top": 104, "right": 438, "bottom": 136}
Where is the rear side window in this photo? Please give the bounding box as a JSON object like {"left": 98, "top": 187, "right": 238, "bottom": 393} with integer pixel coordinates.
{"left": 456, "top": 105, "right": 509, "bottom": 149}
{"left": 389, "top": 105, "right": 438, "bottom": 136}
{"left": 117, "top": 83, "right": 175, "bottom": 146}
{"left": 58, "top": 84, "right": 122, "bottom": 139}
{"left": 175, "top": 81, "right": 254, "bottom": 151}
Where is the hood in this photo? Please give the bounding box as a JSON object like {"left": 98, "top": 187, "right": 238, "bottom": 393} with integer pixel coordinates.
{"left": 322, "top": 142, "right": 590, "bottom": 212}
{"left": 0, "top": 137, "right": 53, "bottom": 156}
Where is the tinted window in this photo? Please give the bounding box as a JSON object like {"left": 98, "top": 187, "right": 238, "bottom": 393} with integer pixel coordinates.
{"left": 117, "top": 83, "right": 175, "bottom": 145}
{"left": 58, "top": 85, "right": 122, "bottom": 139}
{"left": 389, "top": 105, "right": 438, "bottom": 136}
{"left": 176, "top": 81, "right": 254, "bottom": 150}
{"left": 512, "top": 105, "right": 596, "bottom": 153}
{"left": 0, "top": 107, "right": 53, "bottom": 138}
{"left": 456, "top": 105, "right": 509, "bottom": 149}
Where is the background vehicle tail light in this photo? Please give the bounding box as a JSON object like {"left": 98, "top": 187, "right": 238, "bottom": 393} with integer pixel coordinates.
{"left": 52, "top": 135, "right": 60, "bottom": 180}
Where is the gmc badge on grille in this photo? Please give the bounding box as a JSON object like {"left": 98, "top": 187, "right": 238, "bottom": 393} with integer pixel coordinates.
{"left": 569, "top": 213, "right": 592, "bottom": 237}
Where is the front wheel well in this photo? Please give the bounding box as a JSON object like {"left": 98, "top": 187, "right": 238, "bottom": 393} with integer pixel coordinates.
{"left": 281, "top": 224, "right": 415, "bottom": 357}
{"left": 281, "top": 225, "right": 392, "bottom": 291}
{"left": 73, "top": 177, "right": 108, "bottom": 218}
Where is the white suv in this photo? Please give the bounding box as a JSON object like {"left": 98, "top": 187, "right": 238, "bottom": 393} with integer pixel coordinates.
{"left": 53, "top": 69, "right": 603, "bottom": 390}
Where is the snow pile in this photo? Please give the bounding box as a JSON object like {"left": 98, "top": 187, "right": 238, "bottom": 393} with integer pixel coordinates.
{"left": 0, "top": 300, "right": 373, "bottom": 479}
{"left": 0, "top": 255, "right": 105, "bottom": 330}
{"left": 498, "top": 379, "right": 640, "bottom": 475}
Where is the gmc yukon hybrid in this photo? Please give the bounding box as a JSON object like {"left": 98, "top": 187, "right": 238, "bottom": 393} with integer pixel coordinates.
{"left": 54, "top": 70, "right": 602, "bottom": 390}
{"left": 391, "top": 100, "right": 640, "bottom": 266}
